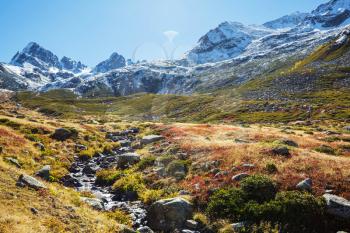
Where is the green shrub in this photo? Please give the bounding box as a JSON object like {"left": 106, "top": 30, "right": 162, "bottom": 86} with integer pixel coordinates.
{"left": 78, "top": 148, "right": 96, "bottom": 160}
{"left": 315, "top": 145, "right": 336, "bottom": 155}
{"left": 206, "top": 188, "right": 245, "bottom": 220}
{"left": 243, "top": 191, "right": 326, "bottom": 233}
{"left": 25, "top": 133, "right": 41, "bottom": 142}
{"left": 139, "top": 189, "right": 164, "bottom": 204}
{"left": 0, "top": 118, "right": 21, "bottom": 130}
{"left": 265, "top": 163, "right": 278, "bottom": 174}
{"left": 112, "top": 173, "right": 145, "bottom": 194}
{"left": 240, "top": 175, "right": 277, "bottom": 203}
{"left": 95, "top": 169, "right": 123, "bottom": 186}
{"left": 136, "top": 156, "right": 156, "bottom": 170}
{"left": 106, "top": 209, "right": 132, "bottom": 226}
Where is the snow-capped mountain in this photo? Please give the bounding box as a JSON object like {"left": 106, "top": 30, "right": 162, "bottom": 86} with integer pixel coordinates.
{"left": 93, "top": 52, "right": 126, "bottom": 73}
{"left": 263, "top": 12, "right": 309, "bottom": 29}
{"left": 1, "top": 0, "right": 350, "bottom": 96}
{"left": 186, "top": 22, "right": 275, "bottom": 64}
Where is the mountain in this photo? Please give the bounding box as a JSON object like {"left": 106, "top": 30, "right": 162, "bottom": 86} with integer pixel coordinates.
{"left": 186, "top": 21, "right": 274, "bottom": 64}
{"left": 93, "top": 52, "right": 126, "bottom": 73}
{"left": 263, "top": 12, "right": 309, "bottom": 29}
{"left": 10, "top": 42, "right": 62, "bottom": 70}
{"left": 60, "top": 56, "right": 87, "bottom": 73}
{"left": 1, "top": 0, "right": 350, "bottom": 97}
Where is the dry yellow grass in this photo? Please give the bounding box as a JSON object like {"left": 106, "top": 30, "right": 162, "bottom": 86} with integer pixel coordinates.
{"left": 160, "top": 123, "right": 350, "bottom": 199}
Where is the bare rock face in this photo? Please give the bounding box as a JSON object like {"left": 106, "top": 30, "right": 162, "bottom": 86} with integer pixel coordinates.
{"left": 323, "top": 194, "right": 350, "bottom": 219}
{"left": 148, "top": 197, "right": 193, "bottom": 232}
{"left": 93, "top": 52, "right": 126, "bottom": 73}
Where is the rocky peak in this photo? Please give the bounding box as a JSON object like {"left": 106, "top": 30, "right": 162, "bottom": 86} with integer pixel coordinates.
{"left": 60, "top": 56, "right": 87, "bottom": 73}
{"left": 186, "top": 21, "right": 273, "bottom": 64}
{"left": 10, "top": 42, "right": 61, "bottom": 70}
{"left": 263, "top": 12, "right": 310, "bottom": 29}
{"left": 93, "top": 52, "right": 126, "bottom": 73}
{"left": 313, "top": 0, "right": 350, "bottom": 15}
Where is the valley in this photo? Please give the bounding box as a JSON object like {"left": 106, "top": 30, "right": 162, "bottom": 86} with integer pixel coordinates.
{"left": 1, "top": 0, "right": 350, "bottom": 232}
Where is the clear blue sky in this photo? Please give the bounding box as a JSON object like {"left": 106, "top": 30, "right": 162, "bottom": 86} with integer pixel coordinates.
{"left": 0, "top": 0, "right": 327, "bottom": 66}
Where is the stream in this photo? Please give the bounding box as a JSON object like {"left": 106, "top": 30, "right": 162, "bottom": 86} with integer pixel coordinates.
{"left": 63, "top": 128, "right": 148, "bottom": 228}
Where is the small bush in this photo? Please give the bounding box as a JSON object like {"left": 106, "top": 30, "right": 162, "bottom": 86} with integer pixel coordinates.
{"left": 136, "top": 156, "right": 156, "bottom": 170}
{"left": 106, "top": 209, "right": 132, "bottom": 226}
{"left": 206, "top": 188, "right": 245, "bottom": 220}
{"left": 25, "top": 133, "right": 41, "bottom": 142}
{"left": 95, "top": 169, "right": 123, "bottom": 186}
{"left": 193, "top": 212, "right": 209, "bottom": 226}
{"left": 78, "top": 148, "right": 96, "bottom": 161}
{"left": 315, "top": 145, "right": 336, "bottom": 155}
{"left": 0, "top": 118, "right": 21, "bottom": 130}
{"left": 139, "top": 189, "right": 164, "bottom": 204}
{"left": 240, "top": 175, "right": 277, "bottom": 203}
{"left": 112, "top": 173, "right": 145, "bottom": 194}
{"left": 243, "top": 191, "right": 326, "bottom": 233}
{"left": 265, "top": 163, "right": 278, "bottom": 174}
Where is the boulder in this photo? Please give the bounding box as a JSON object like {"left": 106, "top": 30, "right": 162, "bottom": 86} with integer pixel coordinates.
{"left": 117, "top": 153, "right": 141, "bottom": 168}
{"left": 17, "top": 174, "right": 47, "bottom": 190}
{"left": 51, "top": 128, "right": 78, "bottom": 141}
{"left": 141, "top": 135, "right": 164, "bottom": 145}
{"left": 278, "top": 139, "right": 298, "bottom": 147}
{"left": 231, "top": 222, "right": 246, "bottom": 231}
{"left": 323, "top": 194, "right": 350, "bottom": 219}
{"left": 34, "top": 142, "right": 45, "bottom": 151}
{"left": 61, "top": 174, "right": 82, "bottom": 187}
{"left": 232, "top": 173, "right": 250, "bottom": 182}
{"left": 296, "top": 178, "right": 312, "bottom": 192}
{"left": 185, "top": 220, "right": 199, "bottom": 229}
{"left": 271, "top": 146, "right": 290, "bottom": 156}
{"left": 148, "top": 197, "right": 193, "bottom": 232}
{"left": 4, "top": 157, "right": 21, "bottom": 168}
{"left": 344, "top": 126, "right": 350, "bottom": 131}
{"left": 35, "top": 165, "right": 51, "bottom": 181}
{"left": 137, "top": 226, "right": 154, "bottom": 233}
{"left": 80, "top": 197, "right": 104, "bottom": 211}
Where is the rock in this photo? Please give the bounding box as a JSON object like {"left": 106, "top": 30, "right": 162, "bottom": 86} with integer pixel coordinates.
{"left": 185, "top": 220, "right": 199, "bottom": 229}
{"left": 271, "top": 146, "right": 290, "bottom": 156}
{"left": 344, "top": 126, "right": 350, "bottom": 131}
{"left": 119, "top": 140, "right": 131, "bottom": 147}
{"left": 80, "top": 197, "right": 105, "bottom": 211}
{"left": 148, "top": 197, "right": 193, "bottom": 232}
{"left": 231, "top": 222, "right": 246, "bottom": 231}
{"left": 34, "top": 142, "right": 45, "bottom": 151}
{"left": 82, "top": 164, "right": 98, "bottom": 175}
{"left": 137, "top": 226, "right": 154, "bottom": 233}
{"left": 242, "top": 163, "right": 255, "bottom": 168}
{"left": 35, "top": 165, "right": 51, "bottom": 181}
{"left": 278, "top": 139, "right": 298, "bottom": 147}
{"left": 232, "top": 173, "right": 249, "bottom": 182}
{"left": 141, "top": 135, "right": 164, "bottom": 145}
{"left": 296, "top": 178, "right": 312, "bottom": 192}
{"left": 75, "top": 144, "right": 87, "bottom": 151}
{"left": 51, "top": 128, "right": 78, "bottom": 141}
{"left": 4, "top": 157, "right": 21, "bottom": 168}
{"left": 117, "top": 153, "right": 141, "bottom": 168}
{"left": 182, "top": 230, "right": 200, "bottom": 233}
{"left": 30, "top": 207, "right": 39, "bottom": 215}
{"left": 17, "top": 174, "right": 47, "bottom": 190}
{"left": 179, "top": 190, "right": 190, "bottom": 195}
{"left": 61, "top": 174, "right": 82, "bottom": 187}
{"left": 323, "top": 194, "right": 350, "bottom": 219}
